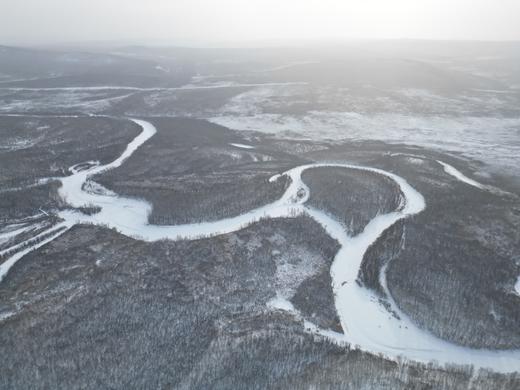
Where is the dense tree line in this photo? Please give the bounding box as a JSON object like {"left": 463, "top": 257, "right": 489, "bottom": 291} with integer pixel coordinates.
{"left": 302, "top": 167, "right": 402, "bottom": 236}
{"left": 358, "top": 161, "right": 520, "bottom": 350}
{"left": 2, "top": 221, "right": 518, "bottom": 389}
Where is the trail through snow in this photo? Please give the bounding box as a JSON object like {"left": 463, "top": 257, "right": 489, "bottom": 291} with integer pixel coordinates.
{"left": 1, "top": 119, "right": 519, "bottom": 372}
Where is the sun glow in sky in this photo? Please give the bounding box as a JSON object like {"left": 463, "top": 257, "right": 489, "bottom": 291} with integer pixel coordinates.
{"left": 1, "top": 0, "right": 519, "bottom": 45}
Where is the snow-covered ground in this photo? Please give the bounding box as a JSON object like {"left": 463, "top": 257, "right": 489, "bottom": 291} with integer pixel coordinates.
{"left": 229, "top": 143, "right": 255, "bottom": 149}
{"left": 212, "top": 110, "right": 520, "bottom": 175}
{"left": 390, "top": 154, "right": 492, "bottom": 190}
{"left": 436, "top": 160, "right": 486, "bottom": 189}
{"left": 2, "top": 119, "right": 519, "bottom": 373}
{"left": 0, "top": 224, "right": 71, "bottom": 283}
{"left": 0, "top": 224, "right": 33, "bottom": 245}
{"left": 209, "top": 86, "right": 520, "bottom": 177}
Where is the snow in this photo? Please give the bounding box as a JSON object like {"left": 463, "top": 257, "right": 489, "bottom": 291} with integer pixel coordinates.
{"left": 0, "top": 224, "right": 63, "bottom": 258}
{"left": 0, "top": 224, "right": 71, "bottom": 283}
{"left": 69, "top": 161, "right": 100, "bottom": 174}
{"left": 436, "top": 160, "right": 486, "bottom": 189}
{"left": 0, "top": 82, "right": 306, "bottom": 92}
{"left": 0, "top": 138, "right": 36, "bottom": 151}
{"left": 0, "top": 224, "right": 31, "bottom": 245}
{"left": 274, "top": 247, "right": 324, "bottom": 300}
{"left": 389, "top": 154, "right": 489, "bottom": 189}
{"left": 267, "top": 296, "right": 297, "bottom": 313}
{"left": 155, "top": 65, "right": 170, "bottom": 73}
{"left": 229, "top": 143, "right": 255, "bottom": 149}
{"left": 0, "top": 178, "right": 56, "bottom": 195}
{"left": 296, "top": 166, "right": 520, "bottom": 373}
{"left": 515, "top": 277, "right": 520, "bottom": 296}
{"left": 0, "top": 310, "right": 17, "bottom": 322}
{"left": 82, "top": 180, "right": 116, "bottom": 197}
{"left": 3, "top": 118, "right": 519, "bottom": 373}
{"left": 269, "top": 174, "right": 282, "bottom": 183}
{"left": 209, "top": 92, "right": 520, "bottom": 177}
{"left": 0, "top": 221, "right": 47, "bottom": 247}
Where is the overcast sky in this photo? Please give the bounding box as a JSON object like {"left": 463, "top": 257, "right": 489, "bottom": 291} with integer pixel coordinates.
{"left": 1, "top": 0, "right": 520, "bottom": 46}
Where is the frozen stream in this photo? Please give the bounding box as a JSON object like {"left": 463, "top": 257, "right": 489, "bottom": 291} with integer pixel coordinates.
{"left": 1, "top": 119, "right": 519, "bottom": 373}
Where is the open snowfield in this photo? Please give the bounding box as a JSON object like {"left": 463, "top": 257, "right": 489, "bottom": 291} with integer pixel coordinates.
{"left": 209, "top": 85, "right": 520, "bottom": 178}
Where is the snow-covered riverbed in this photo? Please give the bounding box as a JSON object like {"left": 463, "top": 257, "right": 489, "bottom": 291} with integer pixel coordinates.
{"left": 2, "top": 118, "right": 519, "bottom": 373}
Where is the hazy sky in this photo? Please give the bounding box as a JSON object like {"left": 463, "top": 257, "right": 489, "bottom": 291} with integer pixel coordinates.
{"left": 1, "top": 0, "right": 520, "bottom": 46}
